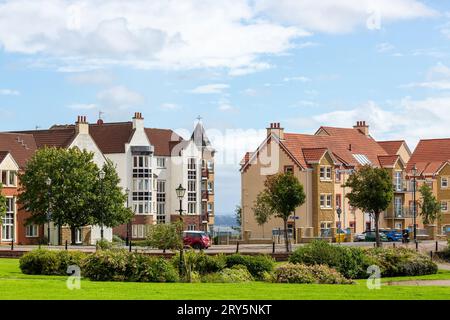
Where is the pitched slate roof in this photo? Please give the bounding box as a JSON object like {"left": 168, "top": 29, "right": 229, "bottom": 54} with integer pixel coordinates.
{"left": 0, "top": 133, "right": 37, "bottom": 168}
{"left": 407, "top": 138, "right": 450, "bottom": 175}
{"left": 377, "top": 140, "right": 405, "bottom": 156}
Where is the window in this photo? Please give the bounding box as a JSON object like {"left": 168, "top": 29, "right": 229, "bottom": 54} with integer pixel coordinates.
{"left": 132, "top": 225, "right": 147, "bottom": 238}
{"left": 188, "top": 224, "right": 196, "bottom": 231}
{"left": 284, "top": 166, "right": 294, "bottom": 174}
{"left": 335, "top": 194, "right": 342, "bottom": 208}
{"left": 156, "top": 180, "right": 166, "bottom": 224}
{"left": 441, "top": 201, "right": 448, "bottom": 212}
{"left": 207, "top": 181, "right": 214, "bottom": 194}
{"left": 26, "top": 224, "right": 38, "bottom": 238}
{"left": 335, "top": 170, "right": 341, "bottom": 183}
{"left": 207, "top": 202, "right": 214, "bottom": 212}
{"left": 187, "top": 158, "right": 197, "bottom": 214}
{"left": 395, "top": 197, "right": 403, "bottom": 217}
{"left": 0, "top": 170, "right": 16, "bottom": 187}
{"left": 75, "top": 228, "right": 82, "bottom": 244}
{"left": 320, "top": 194, "right": 332, "bottom": 209}
{"left": 442, "top": 177, "right": 449, "bottom": 189}
{"left": 394, "top": 171, "right": 402, "bottom": 191}
{"left": 320, "top": 222, "right": 332, "bottom": 237}
{"left": 349, "top": 221, "right": 356, "bottom": 230}
{"left": 1, "top": 198, "right": 14, "bottom": 241}
{"left": 188, "top": 202, "right": 196, "bottom": 214}
{"left": 132, "top": 155, "right": 152, "bottom": 214}
{"left": 320, "top": 166, "right": 332, "bottom": 180}
{"left": 207, "top": 161, "right": 214, "bottom": 172}
{"left": 157, "top": 157, "right": 166, "bottom": 168}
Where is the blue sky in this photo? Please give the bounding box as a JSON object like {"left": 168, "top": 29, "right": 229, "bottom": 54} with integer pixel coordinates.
{"left": 1, "top": 0, "right": 450, "bottom": 215}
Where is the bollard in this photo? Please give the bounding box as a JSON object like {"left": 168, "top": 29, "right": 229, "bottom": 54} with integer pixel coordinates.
{"left": 436, "top": 241, "right": 439, "bottom": 252}
{"left": 10, "top": 239, "right": 14, "bottom": 251}
{"left": 430, "top": 251, "right": 433, "bottom": 260}
{"left": 393, "top": 243, "right": 396, "bottom": 248}
{"left": 272, "top": 241, "right": 276, "bottom": 254}
{"left": 236, "top": 241, "right": 240, "bottom": 254}
{"left": 65, "top": 240, "right": 68, "bottom": 251}
{"left": 415, "top": 241, "right": 418, "bottom": 252}
{"left": 373, "top": 243, "right": 376, "bottom": 248}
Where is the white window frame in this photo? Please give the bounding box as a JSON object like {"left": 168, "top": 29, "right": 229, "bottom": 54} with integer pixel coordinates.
{"left": 0, "top": 170, "right": 17, "bottom": 187}
{"left": 1, "top": 197, "right": 15, "bottom": 241}
{"left": 320, "top": 194, "right": 333, "bottom": 209}
{"left": 26, "top": 224, "right": 38, "bottom": 238}
{"left": 187, "top": 224, "right": 196, "bottom": 231}
{"left": 441, "top": 177, "right": 449, "bottom": 189}
{"left": 320, "top": 166, "right": 332, "bottom": 181}
{"left": 75, "top": 228, "right": 82, "bottom": 244}
{"left": 157, "top": 157, "right": 166, "bottom": 169}
{"left": 441, "top": 201, "right": 448, "bottom": 212}
{"left": 394, "top": 171, "right": 402, "bottom": 191}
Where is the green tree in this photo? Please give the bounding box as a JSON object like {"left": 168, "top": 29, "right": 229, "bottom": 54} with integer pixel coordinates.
{"left": 0, "top": 183, "right": 6, "bottom": 219}
{"left": 419, "top": 184, "right": 441, "bottom": 225}
{"left": 146, "top": 222, "right": 183, "bottom": 252}
{"left": 92, "top": 160, "right": 133, "bottom": 239}
{"left": 19, "top": 147, "right": 99, "bottom": 245}
{"left": 254, "top": 173, "right": 306, "bottom": 252}
{"left": 233, "top": 205, "right": 242, "bottom": 232}
{"left": 252, "top": 192, "right": 274, "bottom": 238}
{"left": 343, "top": 165, "right": 393, "bottom": 247}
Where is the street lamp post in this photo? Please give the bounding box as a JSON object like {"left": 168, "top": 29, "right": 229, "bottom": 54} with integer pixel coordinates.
{"left": 412, "top": 164, "right": 417, "bottom": 242}
{"left": 99, "top": 170, "right": 106, "bottom": 240}
{"left": 176, "top": 184, "right": 186, "bottom": 278}
{"left": 336, "top": 207, "right": 342, "bottom": 244}
{"left": 46, "top": 177, "right": 52, "bottom": 246}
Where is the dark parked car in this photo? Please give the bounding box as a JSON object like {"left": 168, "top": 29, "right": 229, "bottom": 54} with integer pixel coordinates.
{"left": 380, "top": 229, "right": 403, "bottom": 242}
{"left": 354, "top": 231, "right": 389, "bottom": 242}
{"left": 183, "top": 231, "right": 211, "bottom": 249}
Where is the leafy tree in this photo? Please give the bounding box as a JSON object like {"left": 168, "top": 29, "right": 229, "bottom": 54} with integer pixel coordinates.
{"left": 343, "top": 165, "right": 393, "bottom": 247}
{"left": 146, "top": 222, "right": 183, "bottom": 253}
{"left": 0, "top": 183, "right": 6, "bottom": 219}
{"left": 92, "top": 160, "right": 133, "bottom": 239}
{"left": 19, "top": 147, "right": 99, "bottom": 244}
{"left": 252, "top": 192, "right": 274, "bottom": 238}
{"left": 419, "top": 184, "right": 441, "bottom": 225}
{"left": 233, "top": 205, "right": 242, "bottom": 232}
{"left": 254, "top": 173, "right": 306, "bottom": 252}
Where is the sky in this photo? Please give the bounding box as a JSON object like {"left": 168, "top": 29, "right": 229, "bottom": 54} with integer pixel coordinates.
{"left": 1, "top": 0, "right": 450, "bottom": 215}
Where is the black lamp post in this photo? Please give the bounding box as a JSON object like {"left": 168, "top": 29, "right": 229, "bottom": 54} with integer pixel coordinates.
{"left": 99, "top": 170, "right": 106, "bottom": 240}
{"left": 412, "top": 164, "right": 417, "bottom": 242}
{"left": 336, "top": 207, "right": 342, "bottom": 244}
{"left": 125, "top": 188, "right": 130, "bottom": 248}
{"left": 176, "top": 184, "right": 186, "bottom": 277}
{"left": 46, "top": 177, "right": 52, "bottom": 246}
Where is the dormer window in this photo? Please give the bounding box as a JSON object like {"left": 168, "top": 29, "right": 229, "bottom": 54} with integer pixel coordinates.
{"left": 320, "top": 166, "right": 332, "bottom": 180}
{"left": 0, "top": 170, "right": 17, "bottom": 187}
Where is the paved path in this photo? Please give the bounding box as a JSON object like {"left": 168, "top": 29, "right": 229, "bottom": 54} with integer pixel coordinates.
{"left": 387, "top": 280, "right": 450, "bottom": 286}
{"left": 437, "top": 263, "right": 450, "bottom": 271}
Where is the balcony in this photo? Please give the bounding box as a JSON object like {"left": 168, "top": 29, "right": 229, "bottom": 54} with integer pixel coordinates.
{"left": 202, "top": 169, "right": 209, "bottom": 180}
{"left": 202, "top": 191, "right": 209, "bottom": 200}
{"left": 384, "top": 207, "right": 415, "bottom": 219}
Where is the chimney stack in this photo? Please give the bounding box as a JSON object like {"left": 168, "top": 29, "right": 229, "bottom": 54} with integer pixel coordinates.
{"left": 132, "top": 112, "right": 144, "bottom": 130}
{"left": 75, "top": 115, "right": 89, "bottom": 134}
{"left": 267, "top": 122, "right": 284, "bottom": 140}
{"left": 353, "top": 120, "right": 369, "bottom": 136}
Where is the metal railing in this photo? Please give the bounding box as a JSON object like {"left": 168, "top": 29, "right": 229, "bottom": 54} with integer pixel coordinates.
{"left": 384, "top": 207, "right": 415, "bottom": 219}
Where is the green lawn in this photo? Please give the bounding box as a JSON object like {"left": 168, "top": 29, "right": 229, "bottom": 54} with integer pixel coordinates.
{"left": 0, "top": 258, "right": 449, "bottom": 300}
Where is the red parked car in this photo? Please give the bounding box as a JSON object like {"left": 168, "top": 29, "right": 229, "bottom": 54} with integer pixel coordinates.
{"left": 183, "top": 231, "right": 211, "bottom": 249}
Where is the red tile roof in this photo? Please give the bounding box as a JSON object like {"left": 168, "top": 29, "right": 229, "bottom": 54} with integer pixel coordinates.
{"left": 0, "top": 133, "right": 37, "bottom": 168}
{"left": 0, "top": 151, "right": 9, "bottom": 163}
{"left": 407, "top": 138, "right": 450, "bottom": 175}
{"left": 302, "top": 148, "right": 328, "bottom": 164}
{"left": 145, "top": 128, "right": 184, "bottom": 156}
{"left": 89, "top": 122, "right": 134, "bottom": 154}
{"left": 377, "top": 140, "right": 405, "bottom": 155}
{"left": 377, "top": 155, "right": 400, "bottom": 167}
{"left": 15, "top": 128, "right": 77, "bottom": 149}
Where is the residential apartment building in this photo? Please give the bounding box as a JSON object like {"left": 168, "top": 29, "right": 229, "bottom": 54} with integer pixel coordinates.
{"left": 406, "top": 138, "right": 450, "bottom": 234}
{"left": 240, "top": 121, "right": 415, "bottom": 240}
{"left": 0, "top": 112, "right": 215, "bottom": 245}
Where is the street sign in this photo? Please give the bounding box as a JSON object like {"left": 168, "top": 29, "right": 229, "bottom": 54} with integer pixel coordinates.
{"left": 289, "top": 216, "right": 300, "bottom": 220}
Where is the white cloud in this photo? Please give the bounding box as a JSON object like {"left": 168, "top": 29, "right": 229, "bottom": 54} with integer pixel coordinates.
{"left": 0, "top": 0, "right": 305, "bottom": 75}
{"left": 283, "top": 76, "right": 311, "bottom": 82}
{"left": 376, "top": 42, "right": 395, "bottom": 53}
{"left": 66, "top": 71, "right": 115, "bottom": 85}
{"left": 0, "top": 89, "right": 20, "bottom": 96}
{"left": 218, "top": 104, "right": 234, "bottom": 112}
{"left": 190, "top": 84, "right": 229, "bottom": 94}
{"left": 286, "top": 98, "right": 450, "bottom": 149}
{"left": 256, "top": 0, "right": 437, "bottom": 34}
{"left": 96, "top": 86, "right": 144, "bottom": 109}
{"left": 401, "top": 62, "right": 450, "bottom": 90}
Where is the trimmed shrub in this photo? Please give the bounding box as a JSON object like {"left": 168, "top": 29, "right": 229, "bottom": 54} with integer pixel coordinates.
{"left": 201, "top": 265, "right": 254, "bottom": 283}
{"left": 274, "top": 263, "right": 353, "bottom": 284}
{"left": 225, "top": 254, "right": 275, "bottom": 280}
{"left": 171, "top": 251, "right": 226, "bottom": 275}
{"left": 96, "top": 239, "right": 114, "bottom": 251}
{"left": 20, "top": 249, "right": 87, "bottom": 276}
{"left": 289, "top": 241, "right": 371, "bottom": 279}
{"left": 366, "top": 248, "right": 438, "bottom": 277}
{"left": 83, "top": 250, "right": 178, "bottom": 282}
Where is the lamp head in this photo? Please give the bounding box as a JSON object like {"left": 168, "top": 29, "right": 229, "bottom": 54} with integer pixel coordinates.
{"left": 46, "top": 177, "right": 51, "bottom": 186}
{"left": 176, "top": 184, "right": 186, "bottom": 199}
{"left": 99, "top": 170, "right": 106, "bottom": 180}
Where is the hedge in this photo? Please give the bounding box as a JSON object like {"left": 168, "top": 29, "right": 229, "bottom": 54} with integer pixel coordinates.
{"left": 20, "top": 249, "right": 87, "bottom": 275}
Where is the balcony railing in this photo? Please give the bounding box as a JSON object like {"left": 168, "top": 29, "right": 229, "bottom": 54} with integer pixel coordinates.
{"left": 384, "top": 207, "right": 416, "bottom": 219}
